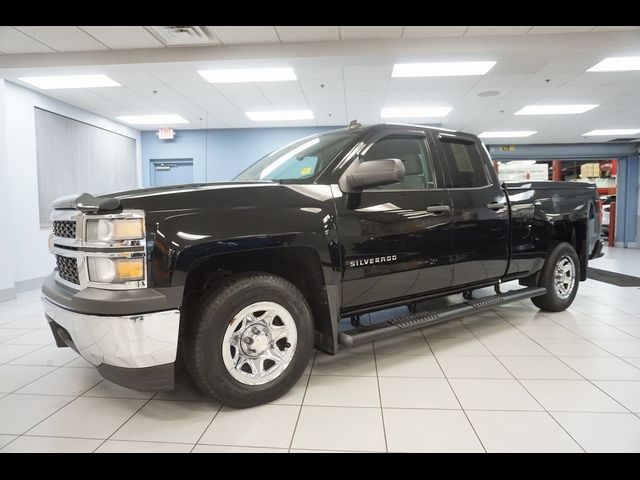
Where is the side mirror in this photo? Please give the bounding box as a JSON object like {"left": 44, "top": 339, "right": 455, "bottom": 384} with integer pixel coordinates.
{"left": 340, "top": 158, "right": 405, "bottom": 192}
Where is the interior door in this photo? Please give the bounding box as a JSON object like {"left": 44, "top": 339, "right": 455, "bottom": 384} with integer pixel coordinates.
{"left": 335, "top": 131, "right": 454, "bottom": 309}
{"left": 151, "top": 159, "right": 194, "bottom": 187}
{"left": 431, "top": 132, "right": 509, "bottom": 287}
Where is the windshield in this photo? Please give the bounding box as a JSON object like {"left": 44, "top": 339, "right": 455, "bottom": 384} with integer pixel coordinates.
{"left": 234, "top": 130, "right": 357, "bottom": 182}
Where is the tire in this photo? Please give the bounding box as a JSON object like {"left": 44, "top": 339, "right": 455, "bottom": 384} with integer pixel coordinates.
{"left": 183, "top": 272, "right": 314, "bottom": 408}
{"left": 531, "top": 242, "right": 580, "bottom": 312}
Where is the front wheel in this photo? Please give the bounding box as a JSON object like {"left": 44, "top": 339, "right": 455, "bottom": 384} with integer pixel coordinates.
{"left": 531, "top": 242, "right": 580, "bottom": 312}
{"left": 183, "top": 273, "right": 314, "bottom": 408}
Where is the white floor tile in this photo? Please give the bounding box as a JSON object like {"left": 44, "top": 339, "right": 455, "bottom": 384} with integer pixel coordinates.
{"left": 112, "top": 400, "right": 219, "bottom": 443}
{"left": 514, "top": 324, "right": 580, "bottom": 340}
{"left": 304, "top": 375, "right": 380, "bottom": 407}
{"left": 292, "top": 406, "right": 386, "bottom": 452}
{"left": 0, "top": 328, "right": 31, "bottom": 343}
{"left": 498, "top": 356, "right": 582, "bottom": 380}
{"left": 63, "top": 356, "right": 94, "bottom": 368}
{"left": 374, "top": 333, "right": 431, "bottom": 356}
{"left": 375, "top": 354, "right": 444, "bottom": 378}
{"left": 428, "top": 337, "right": 491, "bottom": 356}
{"left": 535, "top": 338, "right": 612, "bottom": 357}
{"left": 437, "top": 355, "right": 513, "bottom": 379}
{"left": 559, "top": 356, "right": 640, "bottom": 381}
{"left": 17, "top": 367, "right": 102, "bottom": 396}
{"left": 466, "top": 410, "right": 582, "bottom": 452}
{"left": 479, "top": 338, "right": 550, "bottom": 356}
{"left": 96, "top": 440, "right": 193, "bottom": 453}
{"left": 28, "top": 397, "right": 146, "bottom": 439}
{"left": 82, "top": 380, "right": 156, "bottom": 399}
{"left": 312, "top": 353, "right": 377, "bottom": 376}
{"left": 590, "top": 338, "right": 640, "bottom": 357}
{"left": 0, "top": 435, "right": 16, "bottom": 449}
{"left": 595, "top": 313, "right": 640, "bottom": 326}
{"left": 0, "top": 365, "right": 56, "bottom": 393}
{"left": 1, "top": 435, "right": 102, "bottom": 452}
{"left": 521, "top": 379, "right": 628, "bottom": 413}
{"left": 3, "top": 315, "right": 48, "bottom": 329}
{"left": 563, "top": 325, "right": 636, "bottom": 340}
{"left": 270, "top": 375, "right": 308, "bottom": 406}
{"left": 616, "top": 326, "right": 640, "bottom": 338}
{"left": 449, "top": 378, "right": 542, "bottom": 411}
{"left": 384, "top": 408, "right": 483, "bottom": 452}
{"left": 0, "top": 344, "right": 42, "bottom": 363}
{"left": 193, "top": 444, "right": 288, "bottom": 453}
{"left": 201, "top": 404, "right": 299, "bottom": 448}
{"left": 8, "top": 346, "right": 80, "bottom": 367}
{"left": 623, "top": 357, "right": 640, "bottom": 369}
{"left": 154, "top": 373, "right": 211, "bottom": 402}
{"left": 0, "top": 394, "right": 74, "bottom": 434}
{"left": 378, "top": 377, "right": 459, "bottom": 409}
{"left": 3, "top": 328, "right": 54, "bottom": 346}
{"left": 421, "top": 320, "right": 475, "bottom": 338}
{"left": 592, "top": 381, "right": 640, "bottom": 412}
{"left": 552, "top": 412, "right": 640, "bottom": 452}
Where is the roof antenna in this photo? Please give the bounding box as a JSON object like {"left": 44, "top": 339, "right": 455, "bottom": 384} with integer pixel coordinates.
{"left": 347, "top": 119, "right": 361, "bottom": 129}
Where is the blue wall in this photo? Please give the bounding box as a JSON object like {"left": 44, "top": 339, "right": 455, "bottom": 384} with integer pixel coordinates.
{"left": 141, "top": 126, "right": 339, "bottom": 186}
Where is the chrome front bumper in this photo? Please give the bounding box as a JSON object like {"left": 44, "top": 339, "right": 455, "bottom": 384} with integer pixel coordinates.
{"left": 42, "top": 296, "right": 180, "bottom": 369}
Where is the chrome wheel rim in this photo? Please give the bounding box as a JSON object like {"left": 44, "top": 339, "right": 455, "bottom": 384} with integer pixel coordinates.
{"left": 222, "top": 301, "right": 298, "bottom": 386}
{"left": 554, "top": 255, "right": 575, "bottom": 300}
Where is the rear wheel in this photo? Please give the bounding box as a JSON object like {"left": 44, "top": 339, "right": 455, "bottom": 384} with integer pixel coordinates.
{"left": 531, "top": 242, "right": 580, "bottom": 312}
{"left": 183, "top": 273, "right": 314, "bottom": 408}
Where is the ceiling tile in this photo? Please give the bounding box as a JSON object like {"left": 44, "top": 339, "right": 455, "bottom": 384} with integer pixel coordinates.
{"left": 0, "top": 27, "right": 54, "bottom": 54}
{"left": 344, "top": 77, "right": 389, "bottom": 91}
{"left": 305, "top": 91, "right": 346, "bottom": 105}
{"left": 263, "top": 92, "right": 309, "bottom": 108}
{"left": 210, "top": 26, "right": 279, "bottom": 45}
{"left": 299, "top": 78, "right": 344, "bottom": 93}
{"left": 402, "top": 26, "right": 468, "bottom": 38}
{"left": 275, "top": 26, "right": 339, "bottom": 42}
{"left": 343, "top": 64, "right": 393, "bottom": 78}
{"left": 339, "top": 26, "right": 403, "bottom": 40}
{"left": 528, "top": 26, "right": 596, "bottom": 35}
{"left": 14, "top": 26, "right": 108, "bottom": 52}
{"left": 256, "top": 81, "right": 303, "bottom": 94}
{"left": 294, "top": 66, "right": 343, "bottom": 80}
{"left": 425, "top": 88, "right": 472, "bottom": 102}
{"left": 387, "top": 77, "right": 437, "bottom": 91}
{"left": 466, "top": 26, "right": 532, "bottom": 36}
{"left": 213, "top": 83, "right": 263, "bottom": 96}
{"left": 79, "top": 26, "right": 163, "bottom": 49}
{"left": 384, "top": 90, "right": 425, "bottom": 102}
{"left": 592, "top": 26, "right": 640, "bottom": 32}
{"left": 345, "top": 90, "right": 386, "bottom": 103}
{"left": 224, "top": 93, "right": 272, "bottom": 110}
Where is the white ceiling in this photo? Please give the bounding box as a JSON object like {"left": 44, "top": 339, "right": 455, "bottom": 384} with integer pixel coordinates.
{"left": 0, "top": 26, "right": 639, "bottom": 143}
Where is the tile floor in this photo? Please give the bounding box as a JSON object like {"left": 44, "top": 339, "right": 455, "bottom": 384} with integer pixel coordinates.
{"left": 1, "top": 251, "right": 640, "bottom": 452}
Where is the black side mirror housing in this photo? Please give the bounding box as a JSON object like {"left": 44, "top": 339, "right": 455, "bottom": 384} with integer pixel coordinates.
{"left": 340, "top": 158, "right": 405, "bottom": 192}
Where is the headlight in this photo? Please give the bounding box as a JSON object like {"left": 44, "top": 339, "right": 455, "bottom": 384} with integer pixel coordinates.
{"left": 86, "top": 218, "right": 144, "bottom": 243}
{"left": 87, "top": 257, "right": 145, "bottom": 283}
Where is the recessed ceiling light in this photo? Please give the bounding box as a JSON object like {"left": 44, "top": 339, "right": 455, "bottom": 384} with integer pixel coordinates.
{"left": 18, "top": 74, "right": 120, "bottom": 89}
{"left": 587, "top": 56, "right": 640, "bottom": 72}
{"left": 582, "top": 128, "right": 640, "bottom": 136}
{"left": 116, "top": 114, "right": 189, "bottom": 125}
{"left": 381, "top": 107, "right": 452, "bottom": 118}
{"left": 478, "top": 131, "right": 537, "bottom": 138}
{"left": 245, "top": 110, "right": 314, "bottom": 121}
{"left": 198, "top": 67, "right": 296, "bottom": 83}
{"left": 392, "top": 61, "right": 496, "bottom": 78}
{"left": 515, "top": 104, "right": 598, "bottom": 115}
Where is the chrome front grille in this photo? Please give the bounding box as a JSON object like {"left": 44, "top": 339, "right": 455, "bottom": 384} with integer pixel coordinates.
{"left": 53, "top": 220, "right": 76, "bottom": 239}
{"left": 55, "top": 255, "right": 79, "bottom": 285}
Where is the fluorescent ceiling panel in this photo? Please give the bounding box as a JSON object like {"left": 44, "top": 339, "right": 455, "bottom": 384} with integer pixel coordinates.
{"left": 478, "top": 131, "right": 537, "bottom": 138}
{"left": 515, "top": 104, "right": 598, "bottom": 115}
{"left": 381, "top": 107, "right": 452, "bottom": 118}
{"left": 587, "top": 56, "right": 640, "bottom": 72}
{"left": 117, "top": 114, "right": 189, "bottom": 125}
{"left": 19, "top": 74, "right": 120, "bottom": 89}
{"left": 392, "top": 61, "right": 496, "bottom": 77}
{"left": 199, "top": 67, "right": 296, "bottom": 83}
{"left": 582, "top": 128, "right": 640, "bottom": 136}
{"left": 246, "top": 110, "right": 314, "bottom": 121}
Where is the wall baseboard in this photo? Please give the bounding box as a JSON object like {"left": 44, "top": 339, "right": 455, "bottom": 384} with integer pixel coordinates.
{"left": 0, "top": 287, "right": 17, "bottom": 303}
{"left": 15, "top": 276, "right": 46, "bottom": 293}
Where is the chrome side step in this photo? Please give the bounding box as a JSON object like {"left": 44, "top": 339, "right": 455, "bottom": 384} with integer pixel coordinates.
{"left": 338, "top": 287, "right": 547, "bottom": 347}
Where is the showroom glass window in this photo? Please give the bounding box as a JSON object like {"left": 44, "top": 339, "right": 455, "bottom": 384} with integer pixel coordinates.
{"left": 360, "top": 135, "right": 437, "bottom": 190}
{"left": 440, "top": 138, "right": 492, "bottom": 188}
{"left": 234, "top": 131, "right": 356, "bottom": 183}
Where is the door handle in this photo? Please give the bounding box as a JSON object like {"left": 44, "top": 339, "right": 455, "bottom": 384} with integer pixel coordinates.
{"left": 487, "top": 202, "right": 506, "bottom": 211}
{"left": 426, "top": 205, "right": 451, "bottom": 214}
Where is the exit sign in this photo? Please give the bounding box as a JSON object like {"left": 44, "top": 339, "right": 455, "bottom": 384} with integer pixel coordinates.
{"left": 500, "top": 145, "right": 516, "bottom": 152}
{"left": 157, "top": 128, "right": 175, "bottom": 140}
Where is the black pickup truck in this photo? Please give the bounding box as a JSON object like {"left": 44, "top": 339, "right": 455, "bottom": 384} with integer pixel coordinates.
{"left": 42, "top": 123, "right": 604, "bottom": 407}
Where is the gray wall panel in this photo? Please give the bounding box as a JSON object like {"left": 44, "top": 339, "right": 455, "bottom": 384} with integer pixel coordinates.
{"left": 35, "top": 108, "right": 136, "bottom": 225}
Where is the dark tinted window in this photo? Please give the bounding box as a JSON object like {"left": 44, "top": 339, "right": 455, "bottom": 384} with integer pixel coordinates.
{"left": 441, "top": 139, "right": 491, "bottom": 188}
{"left": 361, "top": 135, "right": 437, "bottom": 190}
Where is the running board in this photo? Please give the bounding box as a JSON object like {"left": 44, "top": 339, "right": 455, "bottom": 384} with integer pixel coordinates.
{"left": 338, "top": 287, "right": 547, "bottom": 347}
